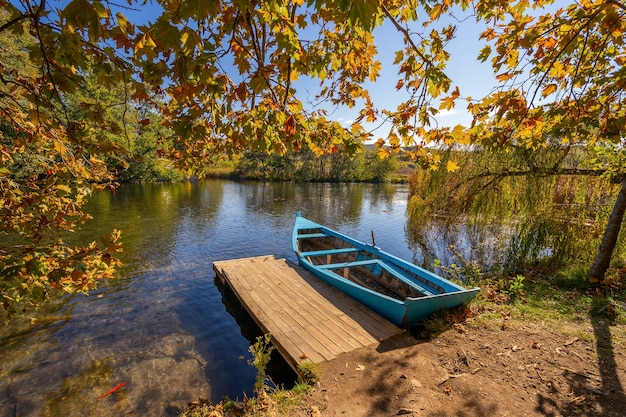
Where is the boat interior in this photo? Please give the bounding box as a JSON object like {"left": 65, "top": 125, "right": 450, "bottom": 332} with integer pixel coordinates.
{"left": 296, "top": 227, "right": 438, "bottom": 301}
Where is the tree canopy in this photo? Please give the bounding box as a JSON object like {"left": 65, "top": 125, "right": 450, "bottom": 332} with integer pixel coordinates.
{"left": 1, "top": 0, "right": 625, "bottom": 314}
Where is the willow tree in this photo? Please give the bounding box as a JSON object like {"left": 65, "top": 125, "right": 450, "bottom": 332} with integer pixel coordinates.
{"left": 404, "top": 0, "right": 625, "bottom": 281}
{"left": 470, "top": 0, "right": 626, "bottom": 281}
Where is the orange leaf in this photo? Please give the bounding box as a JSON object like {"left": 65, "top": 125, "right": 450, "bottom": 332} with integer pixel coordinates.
{"left": 284, "top": 116, "right": 296, "bottom": 135}
{"left": 496, "top": 72, "right": 514, "bottom": 82}
{"left": 235, "top": 83, "right": 247, "bottom": 103}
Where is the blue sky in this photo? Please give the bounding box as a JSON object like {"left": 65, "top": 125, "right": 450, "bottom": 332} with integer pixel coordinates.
{"left": 332, "top": 14, "right": 496, "bottom": 138}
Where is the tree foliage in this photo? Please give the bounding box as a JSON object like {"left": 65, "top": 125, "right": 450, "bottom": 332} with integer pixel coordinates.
{"left": 0, "top": 7, "right": 122, "bottom": 314}
{"left": 2, "top": 0, "right": 625, "bottom": 314}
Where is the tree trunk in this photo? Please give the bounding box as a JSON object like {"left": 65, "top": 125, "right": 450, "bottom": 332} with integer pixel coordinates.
{"left": 588, "top": 176, "right": 626, "bottom": 282}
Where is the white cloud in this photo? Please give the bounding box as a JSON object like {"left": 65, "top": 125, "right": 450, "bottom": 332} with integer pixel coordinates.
{"left": 436, "top": 109, "right": 459, "bottom": 117}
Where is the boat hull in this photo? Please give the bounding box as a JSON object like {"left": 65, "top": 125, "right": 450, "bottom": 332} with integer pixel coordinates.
{"left": 293, "top": 213, "right": 480, "bottom": 328}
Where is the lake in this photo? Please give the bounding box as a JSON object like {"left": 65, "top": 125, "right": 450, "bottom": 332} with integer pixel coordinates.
{"left": 2, "top": 180, "right": 444, "bottom": 416}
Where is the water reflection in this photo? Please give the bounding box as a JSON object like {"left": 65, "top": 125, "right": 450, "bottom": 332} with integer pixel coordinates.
{"left": 0, "top": 180, "right": 428, "bottom": 417}
{"left": 406, "top": 214, "right": 510, "bottom": 272}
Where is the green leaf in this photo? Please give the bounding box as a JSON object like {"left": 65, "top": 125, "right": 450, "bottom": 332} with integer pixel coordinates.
{"left": 478, "top": 45, "right": 491, "bottom": 62}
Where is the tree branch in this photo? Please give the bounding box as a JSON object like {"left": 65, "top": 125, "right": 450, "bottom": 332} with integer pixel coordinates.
{"left": 471, "top": 167, "right": 607, "bottom": 179}
{"left": 380, "top": 4, "right": 431, "bottom": 65}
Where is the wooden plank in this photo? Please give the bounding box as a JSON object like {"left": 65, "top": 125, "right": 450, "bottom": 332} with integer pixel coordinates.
{"left": 274, "top": 258, "right": 399, "bottom": 341}
{"left": 256, "top": 261, "right": 375, "bottom": 350}
{"left": 262, "top": 259, "right": 391, "bottom": 343}
{"left": 217, "top": 259, "right": 337, "bottom": 363}
{"left": 213, "top": 256, "right": 400, "bottom": 371}
{"left": 249, "top": 261, "right": 351, "bottom": 359}
{"left": 296, "top": 233, "right": 327, "bottom": 239}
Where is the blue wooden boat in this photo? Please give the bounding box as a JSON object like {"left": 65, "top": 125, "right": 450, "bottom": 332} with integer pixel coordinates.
{"left": 292, "top": 213, "right": 480, "bottom": 328}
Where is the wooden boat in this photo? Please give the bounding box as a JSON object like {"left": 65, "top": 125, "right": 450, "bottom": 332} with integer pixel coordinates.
{"left": 292, "top": 213, "right": 480, "bottom": 328}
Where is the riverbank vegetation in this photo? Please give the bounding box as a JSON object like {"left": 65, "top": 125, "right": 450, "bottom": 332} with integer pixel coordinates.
{"left": 225, "top": 148, "right": 404, "bottom": 183}
{"left": 408, "top": 145, "right": 626, "bottom": 276}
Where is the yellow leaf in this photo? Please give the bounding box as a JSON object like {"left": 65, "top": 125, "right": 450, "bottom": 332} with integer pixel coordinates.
{"left": 430, "top": 4, "right": 443, "bottom": 21}
{"left": 439, "top": 96, "right": 455, "bottom": 111}
{"left": 134, "top": 37, "right": 145, "bottom": 54}
{"left": 451, "top": 124, "right": 470, "bottom": 145}
{"left": 446, "top": 160, "right": 460, "bottom": 172}
{"left": 116, "top": 12, "right": 129, "bottom": 34}
{"left": 549, "top": 61, "right": 565, "bottom": 78}
{"left": 541, "top": 83, "right": 557, "bottom": 97}
{"left": 144, "top": 34, "right": 157, "bottom": 48}
{"left": 53, "top": 141, "right": 67, "bottom": 156}
{"left": 369, "top": 61, "right": 382, "bottom": 82}
{"left": 57, "top": 184, "right": 72, "bottom": 194}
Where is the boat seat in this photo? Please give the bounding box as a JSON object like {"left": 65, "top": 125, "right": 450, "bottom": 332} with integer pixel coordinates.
{"left": 381, "top": 263, "right": 436, "bottom": 296}
{"left": 300, "top": 247, "right": 362, "bottom": 257}
{"left": 296, "top": 233, "right": 328, "bottom": 239}
{"left": 318, "top": 259, "right": 381, "bottom": 269}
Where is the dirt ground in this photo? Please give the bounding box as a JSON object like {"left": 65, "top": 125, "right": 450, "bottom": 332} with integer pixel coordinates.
{"left": 296, "top": 317, "right": 626, "bottom": 417}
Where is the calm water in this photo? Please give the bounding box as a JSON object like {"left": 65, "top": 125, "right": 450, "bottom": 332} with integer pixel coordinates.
{"left": 1, "top": 180, "right": 430, "bottom": 417}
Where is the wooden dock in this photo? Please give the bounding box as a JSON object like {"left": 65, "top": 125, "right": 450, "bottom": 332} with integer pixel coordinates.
{"left": 213, "top": 255, "right": 400, "bottom": 372}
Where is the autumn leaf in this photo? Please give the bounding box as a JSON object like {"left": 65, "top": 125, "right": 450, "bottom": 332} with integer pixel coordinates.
{"left": 429, "top": 4, "right": 443, "bottom": 21}
{"left": 116, "top": 12, "right": 130, "bottom": 35}
{"left": 446, "top": 160, "right": 460, "bottom": 172}
{"left": 480, "top": 27, "right": 496, "bottom": 41}
{"left": 284, "top": 116, "right": 296, "bottom": 135}
{"left": 369, "top": 61, "right": 382, "bottom": 81}
{"left": 496, "top": 72, "right": 514, "bottom": 82}
{"left": 541, "top": 83, "right": 557, "bottom": 97}
{"left": 235, "top": 83, "right": 248, "bottom": 103}
{"left": 57, "top": 184, "right": 72, "bottom": 194}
